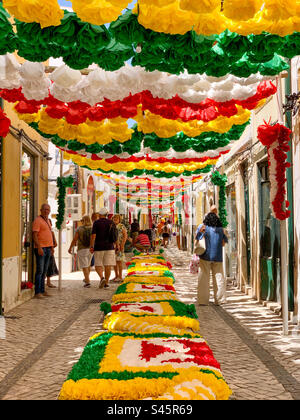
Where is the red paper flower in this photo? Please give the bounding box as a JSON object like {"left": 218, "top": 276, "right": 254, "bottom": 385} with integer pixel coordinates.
{"left": 0, "top": 108, "right": 10, "bottom": 138}
{"left": 257, "top": 121, "right": 292, "bottom": 220}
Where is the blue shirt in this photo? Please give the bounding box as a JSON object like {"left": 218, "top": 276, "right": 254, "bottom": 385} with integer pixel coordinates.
{"left": 195, "top": 224, "right": 228, "bottom": 262}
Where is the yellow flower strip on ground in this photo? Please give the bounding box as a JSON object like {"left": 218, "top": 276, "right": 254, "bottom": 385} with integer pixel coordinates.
{"left": 122, "top": 275, "right": 174, "bottom": 285}
{"left": 59, "top": 253, "right": 232, "bottom": 400}
{"left": 112, "top": 291, "right": 177, "bottom": 303}
{"left": 134, "top": 0, "right": 300, "bottom": 36}
{"left": 59, "top": 332, "right": 231, "bottom": 400}
{"left": 103, "top": 312, "right": 200, "bottom": 333}
{"left": 60, "top": 369, "right": 231, "bottom": 400}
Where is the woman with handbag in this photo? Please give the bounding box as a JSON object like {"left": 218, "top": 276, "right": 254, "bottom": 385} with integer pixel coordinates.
{"left": 195, "top": 210, "right": 228, "bottom": 306}
{"left": 68, "top": 215, "right": 93, "bottom": 288}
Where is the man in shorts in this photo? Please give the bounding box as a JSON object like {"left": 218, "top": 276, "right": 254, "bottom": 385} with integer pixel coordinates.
{"left": 90, "top": 207, "right": 116, "bottom": 288}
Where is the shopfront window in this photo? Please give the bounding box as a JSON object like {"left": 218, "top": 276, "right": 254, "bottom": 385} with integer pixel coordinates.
{"left": 21, "top": 150, "right": 34, "bottom": 284}
{"left": 258, "top": 161, "right": 281, "bottom": 302}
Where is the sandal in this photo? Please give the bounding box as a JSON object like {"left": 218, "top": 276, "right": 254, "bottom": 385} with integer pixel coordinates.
{"left": 47, "top": 283, "right": 56, "bottom": 288}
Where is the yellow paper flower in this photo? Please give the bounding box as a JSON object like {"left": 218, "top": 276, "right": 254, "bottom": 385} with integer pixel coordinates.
{"left": 179, "top": 0, "right": 219, "bottom": 14}
{"left": 72, "top": 0, "right": 130, "bottom": 25}
{"left": 135, "top": 106, "right": 251, "bottom": 137}
{"left": 3, "top": 0, "right": 64, "bottom": 28}
{"left": 222, "top": 0, "right": 263, "bottom": 21}
{"left": 134, "top": 0, "right": 300, "bottom": 35}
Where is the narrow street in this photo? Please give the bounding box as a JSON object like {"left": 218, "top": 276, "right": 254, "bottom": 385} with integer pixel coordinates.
{"left": 0, "top": 245, "right": 299, "bottom": 401}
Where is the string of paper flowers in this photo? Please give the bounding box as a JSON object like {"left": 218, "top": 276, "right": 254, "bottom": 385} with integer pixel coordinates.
{"left": 3, "top": 0, "right": 299, "bottom": 36}
{"left": 0, "top": 8, "right": 298, "bottom": 76}
{"left": 14, "top": 103, "right": 254, "bottom": 145}
{"left": 63, "top": 151, "right": 213, "bottom": 179}
{"left": 257, "top": 121, "right": 292, "bottom": 220}
{"left": 0, "top": 55, "right": 277, "bottom": 105}
{"left": 95, "top": 173, "right": 202, "bottom": 185}
{"left": 133, "top": 0, "right": 300, "bottom": 36}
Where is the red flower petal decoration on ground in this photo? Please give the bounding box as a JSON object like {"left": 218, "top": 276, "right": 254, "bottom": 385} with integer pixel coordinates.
{"left": 257, "top": 121, "right": 292, "bottom": 220}
{"left": 0, "top": 108, "right": 11, "bottom": 138}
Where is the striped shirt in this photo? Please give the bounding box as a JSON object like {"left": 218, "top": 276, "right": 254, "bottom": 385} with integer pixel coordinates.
{"left": 136, "top": 233, "right": 150, "bottom": 247}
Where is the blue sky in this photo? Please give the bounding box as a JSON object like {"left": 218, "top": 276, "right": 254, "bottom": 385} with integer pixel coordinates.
{"left": 58, "top": 0, "right": 137, "bottom": 9}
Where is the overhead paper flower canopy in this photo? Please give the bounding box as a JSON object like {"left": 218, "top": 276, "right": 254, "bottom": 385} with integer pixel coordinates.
{"left": 0, "top": 0, "right": 295, "bottom": 185}
{"left": 3, "top": 0, "right": 300, "bottom": 35}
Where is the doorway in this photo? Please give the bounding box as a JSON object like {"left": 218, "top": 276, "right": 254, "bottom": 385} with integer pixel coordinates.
{"left": 242, "top": 164, "right": 251, "bottom": 285}
{"left": 226, "top": 183, "right": 237, "bottom": 281}
{"left": 21, "top": 149, "right": 35, "bottom": 284}
{"left": 258, "top": 161, "right": 281, "bottom": 302}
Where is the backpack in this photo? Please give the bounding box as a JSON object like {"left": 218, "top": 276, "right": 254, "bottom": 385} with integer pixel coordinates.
{"left": 108, "top": 222, "right": 118, "bottom": 243}
{"left": 79, "top": 227, "right": 91, "bottom": 248}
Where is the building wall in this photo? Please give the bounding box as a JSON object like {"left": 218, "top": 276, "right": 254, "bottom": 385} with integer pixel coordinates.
{"left": 1, "top": 100, "right": 49, "bottom": 312}
{"left": 291, "top": 58, "right": 300, "bottom": 324}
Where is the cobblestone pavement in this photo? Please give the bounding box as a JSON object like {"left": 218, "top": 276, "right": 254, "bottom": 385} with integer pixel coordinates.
{"left": 0, "top": 245, "right": 300, "bottom": 400}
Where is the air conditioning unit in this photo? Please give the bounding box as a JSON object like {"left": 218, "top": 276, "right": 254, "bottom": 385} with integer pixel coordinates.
{"left": 66, "top": 194, "right": 82, "bottom": 221}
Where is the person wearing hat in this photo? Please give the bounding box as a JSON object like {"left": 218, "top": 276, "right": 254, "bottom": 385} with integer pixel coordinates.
{"left": 90, "top": 207, "right": 117, "bottom": 288}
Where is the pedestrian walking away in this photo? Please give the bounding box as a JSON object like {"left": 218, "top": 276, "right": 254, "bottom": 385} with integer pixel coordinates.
{"left": 150, "top": 224, "right": 157, "bottom": 251}
{"left": 32, "top": 203, "right": 54, "bottom": 299}
{"left": 112, "top": 214, "right": 127, "bottom": 283}
{"left": 68, "top": 215, "right": 93, "bottom": 288}
{"left": 162, "top": 224, "right": 170, "bottom": 248}
{"left": 90, "top": 212, "right": 99, "bottom": 270}
{"left": 130, "top": 218, "right": 140, "bottom": 242}
{"left": 195, "top": 209, "right": 228, "bottom": 306}
{"left": 90, "top": 207, "right": 117, "bottom": 288}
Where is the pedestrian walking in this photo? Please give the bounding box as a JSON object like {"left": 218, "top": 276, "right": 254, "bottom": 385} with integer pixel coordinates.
{"left": 91, "top": 213, "right": 99, "bottom": 223}
{"left": 162, "top": 224, "right": 170, "bottom": 248}
{"left": 130, "top": 218, "right": 140, "bottom": 242}
{"left": 195, "top": 210, "right": 228, "bottom": 306}
{"left": 112, "top": 214, "right": 127, "bottom": 282}
{"left": 90, "top": 207, "right": 118, "bottom": 288}
{"left": 68, "top": 215, "right": 93, "bottom": 288}
{"left": 150, "top": 224, "right": 157, "bottom": 251}
{"left": 32, "top": 203, "right": 54, "bottom": 298}
{"left": 133, "top": 230, "right": 151, "bottom": 253}
{"left": 46, "top": 219, "right": 58, "bottom": 288}
{"left": 90, "top": 212, "right": 99, "bottom": 270}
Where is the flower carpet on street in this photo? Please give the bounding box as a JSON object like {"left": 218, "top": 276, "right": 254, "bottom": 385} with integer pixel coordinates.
{"left": 59, "top": 253, "right": 231, "bottom": 400}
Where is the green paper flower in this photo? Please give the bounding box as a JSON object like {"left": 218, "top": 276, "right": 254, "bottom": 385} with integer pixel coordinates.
{"left": 211, "top": 171, "right": 228, "bottom": 228}
{"left": 56, "top": 175, "right": 74, "bottom": 230}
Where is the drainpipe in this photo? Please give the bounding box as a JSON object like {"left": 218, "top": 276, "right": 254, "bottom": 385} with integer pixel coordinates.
{"left": 276, "top": 69, "right": 291, "bottom": 336}
{"left": 284, "top": 62, "right": 295, "bottom": 316}
{"left": 0, "top": 97, "right": 3, "bottom": 315}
